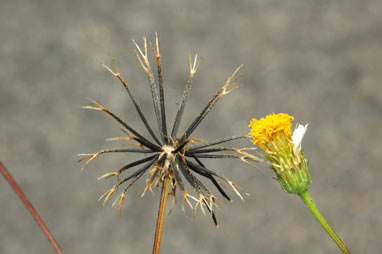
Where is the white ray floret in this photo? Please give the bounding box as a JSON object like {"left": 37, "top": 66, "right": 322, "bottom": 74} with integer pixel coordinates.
{"left": 292, "top": 123, "right": 309, "bottom": 154}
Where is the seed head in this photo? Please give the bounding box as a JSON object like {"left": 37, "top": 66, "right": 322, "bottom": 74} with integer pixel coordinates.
{"left": 79, "top": 34, "right": 260, "bottom": 226}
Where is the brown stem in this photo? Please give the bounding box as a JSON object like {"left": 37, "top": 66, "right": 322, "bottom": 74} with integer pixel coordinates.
{"left": 0, "top": 161, "right": 63, "bottom": 254}
{"left": 152, "top": 176, "right": 170, "bottom": 254}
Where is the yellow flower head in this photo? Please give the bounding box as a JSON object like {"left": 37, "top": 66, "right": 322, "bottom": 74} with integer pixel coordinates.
{"left": 248, "top": 113, "right": 311, "bottom": 194}
{"left": 248, "top": 113, "right": 294, "bottom": 147}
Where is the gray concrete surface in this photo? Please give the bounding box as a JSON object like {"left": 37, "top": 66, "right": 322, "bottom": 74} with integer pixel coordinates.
{"left": 1, "top": 0, "right": 381, "bottom": 253}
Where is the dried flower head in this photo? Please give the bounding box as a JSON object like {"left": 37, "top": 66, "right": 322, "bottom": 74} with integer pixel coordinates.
{"left": 79, "top": 34, "right": 260, "bottom": 226}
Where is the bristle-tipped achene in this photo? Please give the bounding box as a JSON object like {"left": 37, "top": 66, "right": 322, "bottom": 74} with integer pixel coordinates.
{"left": 178, "top": 65, "right": 242, "bottom": 144}
{"left": 152, "top": 33, "right": 169, "bottom": 144}
{"left": 133, "top": 38, "right": 164, "bottom": 143}
{"left": 184, "top": 158, "right": 244, "bottom": 200}
{"left": 117, "top": 155, "right": 158, "bottom": 175}
{"left": 117, "top": 156, "right": 159, "bottom": 186}
{"left": 176, "top": 157, "right": 221, "bottom": 223}
{"left": 189, "top": 154, "right": 240, "bottom": 159}
{"left": 188, "top": 135, "right": 248, "bottom": 151}
{"left": 102, "top": 63, "right": 161, "bottom": 146}
{"left": 171, "top": 54, "right": 200, "bottom": 139}
{"left": 98, "top": 156, "right": 158, "bottom": 207}
{"left": 77, "top": 148, "right": 156, "bottom": 170}
{"left": 177, "top": 157, "right": 204, "bottom": 197}
{"left": 192, "top": 156, "right": 231, "bottom": 202}
{"left": 186, "top": 146, "right": 237, "bottom": 154}
{"left": 83, "top": 99, "right": 160, "bottom": 151}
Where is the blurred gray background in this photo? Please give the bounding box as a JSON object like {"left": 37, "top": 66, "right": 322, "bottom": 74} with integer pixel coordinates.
{"left": 1, "top": 0, "right": 381, "bottom": 253}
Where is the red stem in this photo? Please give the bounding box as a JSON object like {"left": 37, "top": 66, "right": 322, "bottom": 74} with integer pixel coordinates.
{"left": 0, "top": 161, "right": 63, "bottom": 254}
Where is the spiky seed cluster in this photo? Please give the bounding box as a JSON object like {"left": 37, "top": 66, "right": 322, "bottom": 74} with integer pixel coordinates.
{"left": 79, "top": 34, "right": 260, "bottom": 226}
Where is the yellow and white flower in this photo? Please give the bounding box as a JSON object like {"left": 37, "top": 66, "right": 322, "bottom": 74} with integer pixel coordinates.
{"left": 249, "top": 113, "right": 311, "bottom": 194}
{"left": 247, "top": 113, "right": 351, "bottom": 253}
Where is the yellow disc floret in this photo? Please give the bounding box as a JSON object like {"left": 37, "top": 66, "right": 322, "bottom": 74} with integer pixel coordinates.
{"left": 248, "top": 113, "right": 294, "bottom": 147}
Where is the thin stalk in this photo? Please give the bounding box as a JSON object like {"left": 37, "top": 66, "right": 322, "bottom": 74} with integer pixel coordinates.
{"left": 152, "top": 176, "right": 170, "bottom": 254}
{"left": 0, "top": 161, "right": 63, "bottom": 254}
{"left": 298, "top": 190, "right": 351, "bottom": 254}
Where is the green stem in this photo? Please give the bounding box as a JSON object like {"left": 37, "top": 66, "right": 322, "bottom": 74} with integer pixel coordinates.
{"left": 298, "top": 190, "right": 351, "bottom": 254}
